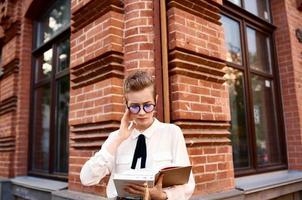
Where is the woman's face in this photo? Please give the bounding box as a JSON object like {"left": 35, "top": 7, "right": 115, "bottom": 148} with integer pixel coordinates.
{"left": 125, "top": 86, "right": 156, "bottom": 130}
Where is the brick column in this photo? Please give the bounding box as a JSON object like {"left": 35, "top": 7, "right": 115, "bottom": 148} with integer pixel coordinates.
{"left": 69, "top": 0, "right": 124, "bottom": 196}
{"left": 124, "top": 0, "right": 155, "bottom": 73}
{"left": 14, "top": 0, "right": 33, "bottom": 177}
{"left": 167, "top": 0, "right": 235, "bottom": 194}
{"left": 271, "top": 0, "right": 302, "bottom": 170}
{"left": 124, "top": 0, "right": 164, "bottom": 120}
{"left": 0, "top": 0, "right": 22, "bottom": 178}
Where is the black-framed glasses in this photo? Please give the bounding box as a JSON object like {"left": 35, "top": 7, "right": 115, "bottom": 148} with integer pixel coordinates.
{"left": 126, "top": 102, "right": 156, "bottom": 114}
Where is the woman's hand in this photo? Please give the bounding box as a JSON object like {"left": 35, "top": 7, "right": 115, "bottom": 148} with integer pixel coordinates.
{"left": 125, "top": 174, "right": 167, "bottom": 200}
{"left": 106, "top": 109, "right": 135, "bottom": 156}
{"left": 148, "top": 174, "right": 167, "bottom": 199}
{"left": 118, "top": 109, "right": 135, "bottom": 141}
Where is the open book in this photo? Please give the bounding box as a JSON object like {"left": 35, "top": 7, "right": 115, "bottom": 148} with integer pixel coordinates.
{"left": 113, "top": 166, "right": 192, "bottom": 198}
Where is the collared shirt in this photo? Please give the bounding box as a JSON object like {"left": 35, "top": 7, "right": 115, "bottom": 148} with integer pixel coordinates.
{"left": 80, "top": 118, "right": 195, "bottom": 199}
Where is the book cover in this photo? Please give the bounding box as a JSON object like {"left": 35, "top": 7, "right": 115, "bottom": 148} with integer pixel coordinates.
{"left": 113, "top": 166, "right": 192, "bottom": 198}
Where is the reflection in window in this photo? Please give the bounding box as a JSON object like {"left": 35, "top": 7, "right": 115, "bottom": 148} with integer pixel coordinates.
{"left": 35, "top": 49, "right": 53, "bottom": 82}
{"left": 224, "top": 67, "right": 250, "bottom": 168}
{"left": 57, "top": 39, "right": 70, "bottom": 72}
{"left": 251, "top": 75, "right": 282, "bottom": 166}
{"left": 227, "top": 0, "right": 241, "bottom": 7}
{"left": 36, "top": 0, "right": 70, "bottom": 47}
{"left": 32, "top": 85, "right": 50, "bottom": 171}
{"left": 244, "top": 0, "right": 270, "bottom": 21}
{"left": 42, "top": 49, "right": 53, "bottom": 76}
{"left": 55, "top": 76, "right": 70, "bottom": 173}
{"left": 221, "top": 16, "right": 242, "bottom": 65}
{"left": 247, "top": 27, "right": 272, "bottom": 73}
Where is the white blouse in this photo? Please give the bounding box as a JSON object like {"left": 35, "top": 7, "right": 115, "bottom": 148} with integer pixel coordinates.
{"left": 80, "top": 118, "right": 195, "bottom": 199}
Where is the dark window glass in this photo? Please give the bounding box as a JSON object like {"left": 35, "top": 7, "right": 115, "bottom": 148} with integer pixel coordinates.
{"left": 247, "top": 27, "right": 272, "bottom": 74}
{"left": 57, "top": 39, "right": 70, "bottom": 72}
{"left": 224, "top": 67, "right": 250, "bottom": 168}
{"left": 35, "top": 49, "right": 53, "bottom": 82}
{"left": 251, "top": 75, "right": 281, "bottom": 166}
{"left": 221, "top": 16, "right": 242, "bottom": 65}
{"left": 30, "top": 0, "right": 70, "bottom": 179}
{"left": 55, "top": 76, "right": 69, "bottom": 173}
{"left": 32, "top": 85, "right": 51, "bottom": 171}
{"left": 243, "top": 0, "right": 271, "bottom": 21}
{"left": 36, "top": 0, "right": 70, "bottom": 47}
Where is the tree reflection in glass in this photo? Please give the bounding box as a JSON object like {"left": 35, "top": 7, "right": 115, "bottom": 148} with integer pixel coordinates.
{"left": 251, "top": 75, "right": 281, "bottom": 166}
{"left": 37, "top": 0, "right": 70, "bottom": 47}
{"left": 221, "top": 16, "right": 242, "bottom": 65}
{"left": 35, "top": 49, "right": 53, "bottom": 82}
{"left": 247, "top": 27, "right": 272, "bottom": 74}
{"left": 244, "top": 0, "right": 271, "bottom": 22}
{"left": 42, "top": 49, "right": 53, "bottom": 76}
{"left": 223, "top": 67, "right": 250, "bottom": 169}
{"left": 55, "top": 76, "right": 70, "bottom": 173}
{"left": 57, "top": 39, "right": 70, "bottom": 72}
{"left": 32, "top": 85, "right": 50, "bottom": 171}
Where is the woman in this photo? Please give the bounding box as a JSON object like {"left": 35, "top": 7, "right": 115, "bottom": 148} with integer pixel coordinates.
{"left": 80, "top": 70, "right": 195, "bottom": 199}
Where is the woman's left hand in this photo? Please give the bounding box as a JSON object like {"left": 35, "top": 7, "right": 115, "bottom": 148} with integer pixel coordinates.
{"left": 125, "top": 174, "right": 167, "bottom": 200}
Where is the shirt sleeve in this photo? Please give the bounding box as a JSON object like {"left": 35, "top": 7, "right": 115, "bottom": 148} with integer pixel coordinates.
{"left": 80, "top": 131, "right": 118, "bottom": 186}
{"left": 163, "top": 125, "right": 195, "bottom": 200}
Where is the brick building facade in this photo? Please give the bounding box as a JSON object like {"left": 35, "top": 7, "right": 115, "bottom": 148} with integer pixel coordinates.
{"left": 0, "top": 0, "right": 301, "bottom": 199}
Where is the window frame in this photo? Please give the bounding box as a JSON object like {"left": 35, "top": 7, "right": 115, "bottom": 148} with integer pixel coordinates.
{"left": 222, "top": 0, "right": 287, "bottom": 177}
{"left": 28, "top": 3, "right": 70, "bottom": 181}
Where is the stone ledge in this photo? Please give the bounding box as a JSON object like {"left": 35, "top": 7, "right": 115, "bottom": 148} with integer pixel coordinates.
{"left": 190, "top": 189, "right": 244, "bottom": 200}
{"left": 11, "top": 176, "right": 67, "bottom": 192}
{"left": 190, "top": 170, "right": 302, "bottom": 200}
{"left": 236, "top": 170, "right": 302, "bottom": 193}
{"left": 236, "top": 170, "right": 302, "bottom": 199}
{"left": 10, "top": 176, "right": 68, "bottom": 200}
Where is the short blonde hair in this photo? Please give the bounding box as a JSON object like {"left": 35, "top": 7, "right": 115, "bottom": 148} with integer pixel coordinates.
{"left": 123, "top": 70, "right": 156, "bottom": 99}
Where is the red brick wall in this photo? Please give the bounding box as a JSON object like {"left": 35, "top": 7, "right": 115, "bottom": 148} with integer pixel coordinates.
{"left": 2, "top": 37, "right": 18, "bottom": 66}
{"left": 271, "top": 0, "right": 302, "bottom": 170}
{"left": 168, "top": 7, "right": 225, "bottom": 60}
{"left": 124, "top": 0, "right": 154, "bottom": 73}
{"left": 70, "top": 11, "right": 123, "bottom": 68}
{"left": 0, "top": 75, "right": 16, "bottom": 101}
{"left": 0, "top": 152, "right": 14, "bottom": 177}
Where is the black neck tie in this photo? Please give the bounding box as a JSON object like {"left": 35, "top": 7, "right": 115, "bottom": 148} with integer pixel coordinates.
{"left": 131, "top": 134, "right": 147, "bottom": 169}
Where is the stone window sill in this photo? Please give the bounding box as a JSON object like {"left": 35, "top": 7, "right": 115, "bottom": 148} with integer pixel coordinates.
{"left": 11, "top": 176, "right": 67, "bottom": 192}
{"left": 235, "top": 170, "right": 302, "bottom": 193}
{"left": 191, "top": 170, "right": 302, "bottom": 200}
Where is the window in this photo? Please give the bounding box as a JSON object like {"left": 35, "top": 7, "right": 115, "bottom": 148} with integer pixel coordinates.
{"left": 221, "top": 1, "right": 286, "bottom": 176}
{"left": 29, "top": 0, "right": 70, "bottom": 180}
